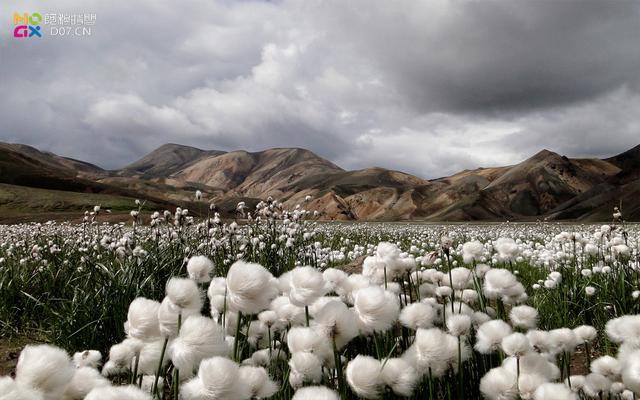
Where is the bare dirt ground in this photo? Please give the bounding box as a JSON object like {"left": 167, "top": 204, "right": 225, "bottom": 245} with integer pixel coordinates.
{"left": 0, "top": 336, "right": 36, "bottom": 377}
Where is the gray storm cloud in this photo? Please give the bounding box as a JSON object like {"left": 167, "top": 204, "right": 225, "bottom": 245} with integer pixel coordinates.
{"left": 1, "top": 0, "right": 639, "bottom": 177}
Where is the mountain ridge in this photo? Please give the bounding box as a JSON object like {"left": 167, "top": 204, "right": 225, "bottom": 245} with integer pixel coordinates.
{"left": 1, "top": 141, "right": 638, "bottom": 221}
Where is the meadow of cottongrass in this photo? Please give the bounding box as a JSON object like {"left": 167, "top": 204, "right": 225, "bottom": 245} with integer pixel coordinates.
{"left": 0, "top": 198, "right": 639, "bottom": 400}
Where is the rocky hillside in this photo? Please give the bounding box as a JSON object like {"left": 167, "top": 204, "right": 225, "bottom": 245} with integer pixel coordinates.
{"left": 1, "top": 141, "right": 638, "bottom": 221}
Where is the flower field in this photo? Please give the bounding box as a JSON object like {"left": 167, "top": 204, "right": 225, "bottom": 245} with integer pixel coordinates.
{"left": 1, "top": 200, "right": 639, "bottom": 400}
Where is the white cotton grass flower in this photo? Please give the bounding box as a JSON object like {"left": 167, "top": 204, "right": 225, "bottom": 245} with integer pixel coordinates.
{"left": 380, "top": 357, "right": 418, "bottom": 397}
{"left": 287, "top": 327, "right": 332, "bottom": 364}
{"left": 278, "top": 271, "right": 293, "bottom": 294}
{"left": 387, "top": 282, "right": 402, "bottom": 295}
{"left": 573, "top": 325, "right": 597, "bottom": 344}
{"left": 399, "top": 302, "right": 436, "bottom": 330}
{"left": 346, "top": 355, "right": 384, "bottom": 399}
{"left": 335, "top": 273, "right": 371, "bottom": 304}
{"left": 292, "top": 386, "right": 340, "bottom": 400}
{"left": 509, "top": 305, "right": 538, "bottom": 329}
{"left": 526, "top": 330, "right": 553, "bottom": 354}
{"left": 363, "top": 242, "right": 416, "bottom": 285}
{"left": 501, "top": 333, "right": 532, "bottom": 357}
{"left": 411, "top": 328, "right": 469, "bottom": 377}
{"left": 461, "top": 289, "right": 479, "bottom": 304}
{"left": 479, "top": 367, "right": 517, "bottom": 400}
{"left": 611, "top": 381, "right": 625, "bottom": 395}
{"left": 15, "top": 344, "right": 75, "bottom": 400}
{"left": 518, "top": 373, "right": 546, "bottom": 400}
{"left": 443, "top": 301, "right": 474, "bottom": 319}
{"left": 246, "top": 319, "right": 268, "bottom": 347}
{"left": 126, "top": 297, "right": 161, "bottom": 340}
{"left": 289, "top": 351, "right": 323, "bottom": 389}
{"left": 0, "top": 376, "right": 13, "bottom": 391}
{"left": 472, "top": 311, "right": 492, "bottom": 327}
{"left": 621, "top": 350, "right": 640, "bottom": 394}
{"left": 495, "top": 237, "right": 520, "bottom": 261}
{"left": 209, "top": 294, "right": 227, "bottom": 320}
{"left": 72, "top": 350, "right": 102, "bottom": 369}
{"left": 250, "top": 348, "right": 286, "bottom": 368}
{"left": 312, "top": 300, "right": 359, "bottom": 349}
{"left": 166, "top": 277, "right": 203, "bottom": 312}
{"left": 289, "top": 266, "right": 327, "bottom": 307}
{"left": 207, "top": 277, "right": 226, "bottom": 298}
{"left": 353, "top": 286, "right": 400, "bottom": 334}
{"left": 462, "top": 240, "right": 485, "bottom": 264}
{"left": 549, "top": 328, "right": 578, "bottom": 354}
{"left": 62, "top": 366, "right": 110, "bottom": 400}
{"left": 85, "top": 385, "right": 152, "bottom": 400}
{"left": 590, "top": 356, "right": 621, "bottom": 380}
{"left": 308, "top": 296, "right": 340, "bottom": 317}
{"left": 443, "top": 267, "right": 473, "bottom": 290}
{"left": 101, "top": 339, "right": 142, "bottom": 377}
{"left": 606, "top": 315, "right": 640, "bottom": 346}
{"left": 475, "top": 263, "right": 491, "bottom": 279}
{"left": 533, "top": 383, "right": 577, "bottom": 400}
{"left": 158, "top": 296, "right": 201, "bottom": 338}
{"left": 207, "top": 277, "right": 227, "bottom": 318}
{"left": 186, "top": 255, "right": 214, "bottom": 283}
{"left": 226, "top": 260, "right": 277, "bottom": 314}
{"left": 502, "top": 352, "right": 560, "bottom": 381}
{"left": 322, "top": 268, "right": 348, "bottom": 291}
{"left": 169, "top": 315, "right": 228, "bottom": 378}
{"left": 140, "top": 375, "right": 163, "bottom": 394}
{"left": 566, "top": 375, "right": 586, "bottom": 392}
{"left": 361, "top": 256, "right": 389, "bottom": 286}
{"left": 258, "top": 309, "right": 279, "bottom": 329}
{"left": 582, "top": 373, "right": 612, "bottom": 398}
{"left": 271, "top": 296, "right": 305, "bottom": 327}
{"left": 0, "top": 376, "right": 44, "bottom": 400}
{"left": 475, "top": 319, "right": 513, "bottom": 354}
{"left": 137, "top": 339, "right": 170, "bottom": 376}
{"left": 483, "top": 268, "right": 522, "bottom": 300}
{"left": 446, "top": 314, "right": 472, "bottom": 337}
{"left": 422, "top": 269, "right": 443, "bottom": 284}
{"left": 237, "top": 366, "right": 279, "bottom": 399}
{"left": 181, "top": 357, "right": 243, "bottom": 400}
{"left": 435, "top": 286, "right": 453, "bottom": 298}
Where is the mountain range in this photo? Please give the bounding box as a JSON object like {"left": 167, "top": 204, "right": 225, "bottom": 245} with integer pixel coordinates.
{"left": 0, "top": 141, "right": 638, "bottom": 222}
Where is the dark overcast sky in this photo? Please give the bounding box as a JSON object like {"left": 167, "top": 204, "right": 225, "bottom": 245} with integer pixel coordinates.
{"left": 2, "top": 0, "right": 640, "bottom": 178}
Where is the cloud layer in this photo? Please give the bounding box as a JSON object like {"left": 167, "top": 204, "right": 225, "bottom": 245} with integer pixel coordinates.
{"left": 2, "top": 0, "right": 640, "bottom": 177}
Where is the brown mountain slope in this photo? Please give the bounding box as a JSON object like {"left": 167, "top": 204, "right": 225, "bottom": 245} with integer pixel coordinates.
{"left": 547, "top": 179, "right": 640, "bottom": 221}
{"left": 2, "top": 140, "right": 640, "bottom": 221}
{"left": 606, "top": 144, "right": 640, "bottom": 183}
{"left": 548, "top": 145, "right": 640, "bottom": 220}
{"left": 278, "top": 168, "right": 428, "bottom": 220}
{"left": 0, "top": 143, "right": 104, "bottom": 176}
{"left": 476, "top": 150, "right": 620, "bottom": 217}
{"left": 0, "top": 143, "right": 177, "bottom": 211}
{"left": 120, "top": 143, "right": 226, "bottom": 178}
{"left": 170, "top": 148, "right": 344, "bottom": 195}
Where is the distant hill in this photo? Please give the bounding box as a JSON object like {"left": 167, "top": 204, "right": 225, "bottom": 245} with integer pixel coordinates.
{"left": 119, "top": 143, "right": 226, "bottom": 178}
{"left": 1, "top": 140, "right": 638, "bottom": 222}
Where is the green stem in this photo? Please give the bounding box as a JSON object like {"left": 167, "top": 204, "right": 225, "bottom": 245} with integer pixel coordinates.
{"left": 131, "top": 353, "right": 140, "bottom": 385}
{"left": 332, "top": 335, "right": 345, "bottom": 397}
{"left": 305, "top": 305, "right": 310, "bottom": 327}
{"left": 152, "top": 337, "right": 169, "bottom": 398}
{"left": 233, "top": 311, "right": 243, "bottom": 361}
